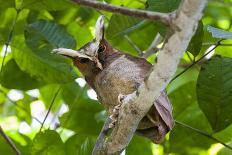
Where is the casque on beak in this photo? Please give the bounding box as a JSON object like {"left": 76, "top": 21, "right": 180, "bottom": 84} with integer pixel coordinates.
{"left": 52, "top": 48, "right": 103, "bottom": 70}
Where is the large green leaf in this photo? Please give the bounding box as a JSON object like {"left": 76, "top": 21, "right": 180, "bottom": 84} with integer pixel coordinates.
{"left": 168, "top": 82, "right": 214, "bottom": 154}
{"left": 39, "top": 84, "right": 62, "bottom": 109}
{"left": 65, "top": 134, "right": 95, "bottom": 155}
{"left": 0, "top": 0, "right": 15, "bottom": 9}
{"left": 106, "top": 14, "right": 162, "bottom": 54}
{"left": 60, "top": 82, "right": 103, "bottom": 135}
{"left": 197, "top": 56, "right": 232, "bottom": 132}
{"left": 12, "top": 20, "right": 77, "bottom": 84}
{"left": 0, "top": 59, "right": 44, "bottom": 90}
{"left": 126, "top": 136, "right": 154, "bottom": 155}
{"left": 169, "top": 82, "right": 197, "bottom": 117}
{"left": 31, "top": 130, "right": 65, "bottom": 155}
{"left": 26, "top": 20, "right": 76, "bottom": 49}
{"left": 22, "top": 0, "right": 74, "bottom": 11}
{"left": 187, "top": 21, "right": 204, "bottom": 57}
{"left": 147, "top": 0, "right": 181, "bottom": 12}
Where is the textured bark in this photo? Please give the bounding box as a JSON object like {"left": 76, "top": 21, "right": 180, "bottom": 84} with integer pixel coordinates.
{"left": 105, "top": 0, "right": 208, "bottom": 154}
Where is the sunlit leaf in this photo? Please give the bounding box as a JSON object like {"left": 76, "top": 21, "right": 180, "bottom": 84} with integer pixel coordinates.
{"left": 207, "top": 26, "right": 232, "bottom": 39}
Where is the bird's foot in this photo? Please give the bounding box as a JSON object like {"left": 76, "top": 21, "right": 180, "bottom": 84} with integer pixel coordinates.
{"left": 109, "top": 104, "right": 122, "bottom": 128}
{"left": 108, "top": 92, "right": 137, "bottom": 128}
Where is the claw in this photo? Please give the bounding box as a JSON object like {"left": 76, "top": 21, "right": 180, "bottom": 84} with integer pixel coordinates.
{"left": 108, "top": 103, "right": 122, "bottom": 128}
{"left": 118, "top": 93, "right": 126, "bottom": 104}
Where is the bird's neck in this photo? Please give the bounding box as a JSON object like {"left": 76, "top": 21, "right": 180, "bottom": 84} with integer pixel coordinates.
{"left": 85, "top": 41, "right": 123, "bottom": 89}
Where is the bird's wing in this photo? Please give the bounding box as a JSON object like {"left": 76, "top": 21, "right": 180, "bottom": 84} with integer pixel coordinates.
{"left": 154, "top": 91, "right": 174, "bottom": 130}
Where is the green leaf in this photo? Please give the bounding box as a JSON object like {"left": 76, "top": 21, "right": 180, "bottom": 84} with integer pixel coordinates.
{"left": 168, "top": 82, "right": 213, "bottom": 154}
{"left": 147, "top": 0, "right": 181, "bottom": 12}
{"left": 16, "top": 94, "right": 35, "bottom": 124}
{"left": 39, "top": 84, "right": 62, "bottom": 109}
{"left": 0, "top": 135, "right": 16, "bottom": 155}
{"left": 106, "top": 14, "right": 162, "bottom": 54}
{"left": 12, "top": 20, "right": 77, "bottom": 84}
{"left": 60, "top": 82, "right": 103, "bottom": 135}
{"left": 26, "top": 20, "right": 76, "bottom": 49}
{"left": 0, "top": 59, "right": 44, "bottom": 90}
{"left": 126, "top": 136, "right": 154, "bottom": 155}
{"left": 31, "top": 130, "right": 65, "bottom": 155}
{"left": 207, "top": 26, "right": 232, "bottom": 39}
{"left": 0, "top": 0, "right": 15, "bottom": 8}
{"left": 218, "top": 143, "right": 232, "bottom": 155}
{"left": 106, "top": 15, "right": 145, "bottom": 39}
{"left": 197, "top": 56, "right": 232, "bottom": 132}
{"left": 22, "top": 0, "right": 74, "bottom": 11}
{"left": 187, "top": 21, "right": 204, "bottom": 57}
{"left": 169, "top": 82, "right": 197, "bottom": 117}
{"left": 65, "top": 134, "right": 95, "bottom": 155}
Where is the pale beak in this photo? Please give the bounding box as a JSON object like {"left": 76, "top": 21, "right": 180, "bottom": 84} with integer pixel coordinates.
{"left": 52, "top": 48, "right": 92, "bottom": 59}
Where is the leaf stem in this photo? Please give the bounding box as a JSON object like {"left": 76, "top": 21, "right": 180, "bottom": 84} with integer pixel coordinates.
{"left": 0, "top": 126, "right": 22, "bottom": 155}
{"left": 0, "top": 9, "right": 21, "bottom": 75}
{"left": 170, "top": 40, "right": 223, "bottom": 83}
{"left": 39, "top": 87, "right": 61, "bottom": 132}
{"left": 175, "top": 120, "right": 232, "bottom": 150}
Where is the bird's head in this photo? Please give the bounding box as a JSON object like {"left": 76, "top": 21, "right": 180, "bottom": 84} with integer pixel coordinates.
{"left": 53, "top": 16, "right": 110, "bottom": 77}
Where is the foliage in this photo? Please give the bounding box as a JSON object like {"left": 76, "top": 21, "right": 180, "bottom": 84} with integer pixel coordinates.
{"left": 0, "top": 0, "right": 231, "bottom": 155}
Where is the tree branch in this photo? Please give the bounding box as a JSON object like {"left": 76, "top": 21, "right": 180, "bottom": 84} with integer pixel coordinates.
{"left": 98, "top": 0, "right": 208, "bottom": 154}
{"left": 72, "top": 0, "right": 172, "bottom": 26}
{"left": 142, "top": 33, "right": 163, "bottom": 58}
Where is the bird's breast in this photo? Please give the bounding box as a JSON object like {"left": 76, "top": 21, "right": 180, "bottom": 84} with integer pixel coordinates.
{"left": 93, "top": 55, "right": 145, "bottom": 114}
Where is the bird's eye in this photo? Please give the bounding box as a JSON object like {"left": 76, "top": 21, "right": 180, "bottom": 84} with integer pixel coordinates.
{"left": 98, "top": 45, "right": 106, "bottom": 53}
{"left": 79, "top": 58, "right": 89, "bottom": 63}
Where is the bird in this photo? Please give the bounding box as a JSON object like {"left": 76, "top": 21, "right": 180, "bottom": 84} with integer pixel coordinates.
{"left": 53, "top": 16, "right": 174, "bottom": 144}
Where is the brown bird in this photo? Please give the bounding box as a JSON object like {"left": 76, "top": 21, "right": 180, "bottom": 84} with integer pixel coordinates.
{"left": 53, "top": 16, "right": 174, "bottom": 143}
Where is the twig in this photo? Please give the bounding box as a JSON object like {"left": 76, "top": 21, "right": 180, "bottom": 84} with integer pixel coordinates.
{"left": 175, "top": 120, "right": 232, "bottom": 150}
{"left": 142, "top": 33, "right": 163, "bottom": 58}
{"left": 39, "top": 87, "right": 61, "bottom": 132}
{"left": 203, "top": 42, "right": 232, "bottom": 46}
{"left": 92, "top": 117, "right": 112, "bottom": 155}
{"left": 124, "top": 35, "right": 143, "bottom": 56}
{"left": 0, "top": 9, "right": 21, "bottom": 75}
{"left": 170, "top": 40, "right": 223, "bottom": 83}
{"left": 72, "top": 0, "right": 172, "bottom": 26}
{"left": 0, "top": 126, "right": 21, "bottom": 155}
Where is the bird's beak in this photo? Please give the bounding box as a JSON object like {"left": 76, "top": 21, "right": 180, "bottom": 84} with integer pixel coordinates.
{"left": 52, "top": 48, "right": 92, "bottom": 59}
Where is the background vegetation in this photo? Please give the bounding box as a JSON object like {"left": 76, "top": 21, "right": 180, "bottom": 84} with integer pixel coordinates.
{"left": 0, "top": 0, "right": 232, "bottom": 154}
